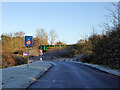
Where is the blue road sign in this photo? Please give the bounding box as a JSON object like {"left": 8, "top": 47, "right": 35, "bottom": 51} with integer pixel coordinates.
{"left": 24, "top": 36, "right": 33, "bottom": 46}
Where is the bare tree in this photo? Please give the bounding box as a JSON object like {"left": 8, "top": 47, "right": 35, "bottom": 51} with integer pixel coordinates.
{"left": 118, "top": 1, "right": 120, "bottom": 27}
{"left": 104, "top": 2, "right": 120, "bottom": 30}
{"left": 35, "top": 29, "right": 48, "bottom": 45}
{"left": 49, "top": 29, "right": 58, "bottom": 45}
{"left": 14, "top": 31, "right": 25, "bottom": 37}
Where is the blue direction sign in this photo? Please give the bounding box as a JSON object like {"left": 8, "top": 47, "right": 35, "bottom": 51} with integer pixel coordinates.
{"left": 24, "top": 36, "right": 33, "bottom": 46}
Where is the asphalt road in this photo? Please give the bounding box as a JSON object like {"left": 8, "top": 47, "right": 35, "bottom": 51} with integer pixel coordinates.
{"left": 28, "top": 61, "right": 119, "bottom": 88}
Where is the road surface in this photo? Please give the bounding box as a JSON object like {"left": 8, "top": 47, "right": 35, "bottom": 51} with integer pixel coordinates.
{"left": 28, "top": 61, "right": 119, "bottom": 88}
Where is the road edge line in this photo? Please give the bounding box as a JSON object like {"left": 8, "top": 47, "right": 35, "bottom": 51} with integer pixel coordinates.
{"left": 70, "top": 61, "right": 120, "bottom": 77}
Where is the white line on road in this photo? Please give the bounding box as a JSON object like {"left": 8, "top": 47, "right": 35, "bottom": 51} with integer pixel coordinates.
{"left": 50, "top": 62, "right": 56, "bottom": 66}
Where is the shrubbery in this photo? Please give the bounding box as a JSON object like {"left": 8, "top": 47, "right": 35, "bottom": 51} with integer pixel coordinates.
{"left": 79, "top": 28, "right": 120, "bottom": 69}
{"left": 43, "top": 47, "right": 74, "bottom": 60}
{"left": 2, "top": 53, "right": 27, "bottom": 68}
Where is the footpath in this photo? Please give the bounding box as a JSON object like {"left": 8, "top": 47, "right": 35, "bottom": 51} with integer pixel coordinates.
{"left": 2, "top": 61, "right": 52, "bottom": 89}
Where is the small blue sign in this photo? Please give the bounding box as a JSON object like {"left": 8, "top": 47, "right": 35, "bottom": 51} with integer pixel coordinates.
{"left": 24, "top": 36, "right": 33, "bottom": 46}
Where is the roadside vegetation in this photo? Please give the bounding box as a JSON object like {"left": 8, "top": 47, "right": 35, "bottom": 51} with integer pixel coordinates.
{"left": 1, "top": 29, "right": 58, "bottom": 68}
{"left": 76, "top": 28, "right": 120, "bottom": 69}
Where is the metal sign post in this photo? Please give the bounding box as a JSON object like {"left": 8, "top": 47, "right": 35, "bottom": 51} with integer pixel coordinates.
{"left": 27, "top": 46, "right": 29, "bottom": 68}
{"left": 24, "top": 36, "right": 33, "bottom": 68}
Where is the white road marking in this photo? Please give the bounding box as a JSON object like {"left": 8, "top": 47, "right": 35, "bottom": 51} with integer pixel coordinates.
{"left": 50, "top": 62, "right": 56, "bottom": 66}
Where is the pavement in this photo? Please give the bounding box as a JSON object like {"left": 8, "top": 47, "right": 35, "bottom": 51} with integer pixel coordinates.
{"left": 28, "top": 61, "right": 120, "bottom": 88}
{"left": 2, "top": 61, "right": 52, "bottom": 88}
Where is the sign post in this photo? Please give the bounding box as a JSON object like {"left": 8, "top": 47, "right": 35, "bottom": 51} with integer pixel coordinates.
{"left": 24, "top": 36, "right": 33, "bottom": 68}
{"left": 39, "top": 49, "right": 43, "bottom": 61}
{"left": 27, "top": 46, "right": 29, "bottom": 67}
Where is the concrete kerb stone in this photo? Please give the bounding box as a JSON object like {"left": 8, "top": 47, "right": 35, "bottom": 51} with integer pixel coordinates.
{"left": 25, "top": 62, "right": 53, "bottom": 89}
{"left": 68, "top": 59, "right": 120, "bottom": 77}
